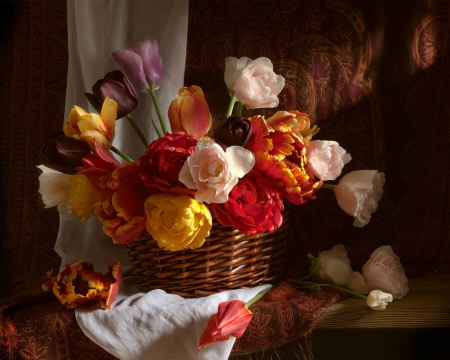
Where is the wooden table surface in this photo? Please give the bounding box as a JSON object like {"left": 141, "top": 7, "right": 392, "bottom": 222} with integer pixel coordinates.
{"left": 316, "top": 273, "right": 450, "bottom": 329}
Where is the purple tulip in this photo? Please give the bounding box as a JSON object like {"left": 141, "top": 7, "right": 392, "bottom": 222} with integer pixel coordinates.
{"left": 215, "top": 116, "right": 252, "bottom": 148}
{"left": 112, "top": 39, "right": 164, "bottom": 92}
{"left": 41, "top": 132, "right": 91, "bottom": 175}
{"left": 85, "top": 70, "right": 138, "bottom": 119}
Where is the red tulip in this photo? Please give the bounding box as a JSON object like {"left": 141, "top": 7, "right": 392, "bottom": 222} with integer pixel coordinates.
{"left": 198, "top": 300, "right": 253, "bottom": 352}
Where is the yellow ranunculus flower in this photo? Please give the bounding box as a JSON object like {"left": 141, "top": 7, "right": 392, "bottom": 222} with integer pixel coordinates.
{"left": 68, "top": 174, "right": 104, "bottom": 223}
{"left": 64, "top": 97, "right": 118, "bottom": 151}
{"left": 144, "top": 193, "right": 212, "bottom": 251}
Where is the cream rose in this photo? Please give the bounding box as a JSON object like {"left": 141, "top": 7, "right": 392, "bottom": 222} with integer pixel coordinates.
{"left": 362, "top": 245, "right": 409, "bottom": 300}
{"left": 233, "top": 57, "right": 285, "bottom": 109}
{"left": 179, "top": 140, "right": 255, "bottom": 204}
{"left": 333, "top": 170, "right": 385, "bottom": 227}
{"left": 306, "top": 140, "right": 351, "bottom": 181}
{"left": 317, "top": 244, "right": 353, "bottom": 285}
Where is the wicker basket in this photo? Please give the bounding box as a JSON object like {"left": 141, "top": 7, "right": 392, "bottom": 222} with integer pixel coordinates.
{"left": 126, "top": 208, "right": 290, "bottom": 297}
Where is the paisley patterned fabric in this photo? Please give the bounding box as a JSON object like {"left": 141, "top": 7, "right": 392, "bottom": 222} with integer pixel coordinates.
{"left": 185, "top": 0, "right": 450, "bottom": 278}
{"left": 1, "top": 1, "right": 450, "bottom": 359}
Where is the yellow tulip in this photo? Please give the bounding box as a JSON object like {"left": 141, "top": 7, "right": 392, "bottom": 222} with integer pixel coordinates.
{"left": 144, "top": 193, "right": 212, "bottom": 251}
{"left": 168, "top": 86, "right": 212, "bottom": 138}
{"left": 64, "top": 97, "right": 118, "bottom": 150}
{"left": 68, "top": 173, "right": 104, "bottom": 223}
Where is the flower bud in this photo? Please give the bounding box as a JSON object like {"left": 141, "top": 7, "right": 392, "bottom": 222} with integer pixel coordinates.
{"left": 366, "top": 290, "right": 393, "bottom": 311}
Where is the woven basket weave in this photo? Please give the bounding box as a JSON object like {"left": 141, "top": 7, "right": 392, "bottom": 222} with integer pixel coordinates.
{"left": 126, "top": 208, "right": 290, "bottom": 297}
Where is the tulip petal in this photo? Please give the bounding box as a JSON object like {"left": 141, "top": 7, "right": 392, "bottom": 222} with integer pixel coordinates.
{"left": 98, "top": 81, "right": 138, "bottom": 118}
{"left": 226, "top": 146, "right": 255, "bottom": 178}
{"left": 133, "top": 39, "right": 164, "bottom": 90}
{"left": 180, "top": 93, "right": 212, "bottom": 138}
{"left": 113, "top": 50, "right": 148, "bottom": 91}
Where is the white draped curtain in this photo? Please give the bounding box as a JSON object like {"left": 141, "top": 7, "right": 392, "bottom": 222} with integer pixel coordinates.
{"left": 56, "top": 0, "right": 189, "bottom": 274}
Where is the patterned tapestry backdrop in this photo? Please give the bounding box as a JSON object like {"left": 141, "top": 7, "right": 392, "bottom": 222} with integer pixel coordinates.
{"left": 1, "top": 1, "right": 450, "bottom": 359}
{"left": 185, "top": 0, "right": 450, "bottom": 278}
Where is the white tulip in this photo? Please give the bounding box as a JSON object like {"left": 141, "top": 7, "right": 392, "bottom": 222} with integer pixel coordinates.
{"left": 366, "top": 290, "right": 393, "bottom": 311}
{"left": 306, "top": 140, "right": 351, "bottom": 181}
{"left": 317, "top": 244, "right": 353, "bottom": 285}
{"left": 333, "top": 170, "right": 385, "bottom": 227}
{"left": 224, "top": 56, "right": 252, "bottom": 92}
{"left": 37, "top": 165, "right": 72, "bottom": 215}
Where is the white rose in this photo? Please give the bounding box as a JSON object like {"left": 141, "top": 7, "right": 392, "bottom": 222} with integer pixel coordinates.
{"left": 306, "top": 140, "right": 351, "bottom": 181}
{"left": 317, "top": 244, "right": 353, "bottom": 285}
{"left": 178, "top": 140, "right": 254, "bottom": 204}
{"left": 233, "top": 57, "right": 285, "bottom": 109}
{"left": 362, "top": 245, "right": 409, "bottom": 300}
{"left": 333, "top": 170, "right": 385, "bottom": 227}
{"left": 366, "top": 290, "right": 393, "bottom": 311}
{"left": 37, "top": 165, "right": 72, "bottom": 215}
{"left": 224, "top": 56, "right": 252, "bottom": 92}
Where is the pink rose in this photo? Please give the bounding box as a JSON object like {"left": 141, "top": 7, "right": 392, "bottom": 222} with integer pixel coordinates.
{"left": 333, "top": 170, "right": 385, "bottom": 227}
{"left": 306, "top": 140, "right": 351, "bottom": 181}
{"left": 179, "top": 140, "right": 254, "bottom": 204}
{"left": 362, "top": 245, "right": 409, "bottom": 300}
{"left": 317, "top": 244, "right": 353, "bottom": 285}
{"left": 233, "top": 57, "right": 285, "bottom": 109}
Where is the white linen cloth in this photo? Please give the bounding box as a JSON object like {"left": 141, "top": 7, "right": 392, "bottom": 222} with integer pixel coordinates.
{"left": 77, "top": 280, "right": 270, "bottom": 360}
{"left": 58, "top": 1, "right": 267, "bottom": 359}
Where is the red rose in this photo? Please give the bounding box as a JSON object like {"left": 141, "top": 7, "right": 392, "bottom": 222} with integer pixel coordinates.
{"left": 210, "top": 170, "right": 284, "bottom": 235}
{"left": 139, "top": 132, "right": 198, "bottom": 195}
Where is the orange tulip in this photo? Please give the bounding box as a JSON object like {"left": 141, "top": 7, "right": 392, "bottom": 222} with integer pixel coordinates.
{"left": 168, "top": 85, "right": 211, "bottom": 138}
{"left": 198, "top": 300, "right": 253, "bottom": 352}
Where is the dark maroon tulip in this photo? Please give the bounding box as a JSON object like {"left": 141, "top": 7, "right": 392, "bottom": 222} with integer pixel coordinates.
{"left": 41, "top": 132, "right": 91, "bottom": 174}
{"left": 215, "top": 116, "right": 252, "bottom": 148}
{"left": 85, "top": 70, "right": 138, "bottom": 119}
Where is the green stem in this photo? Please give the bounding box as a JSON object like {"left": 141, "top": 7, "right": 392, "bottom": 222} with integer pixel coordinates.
{"left": 298, "top": 254, "right": 321, "bottom": 281}
{"left": 245, "top": 286, "right": 273, "bottom": 308}
{"left": 152, "top": 118, "right": 163, "bottom": 138}
{"left": 236, "top": 101, "right": 243, "bottom": 116}
{"left": 149, "top": 88, "right": 168, "bottom": 134}
{"left": 287, "top": 280, "right": 367, "bottom": 300}
{"left": 110, "top": 146, "right": 134, "bottom": 162}
{"left": 125, "top": 114, "right": 148, "bottom": 147}
{"left": 226, "top": 94, "right": 238, "bottom": 117}
{"left": 321, "top": 183, "right": 336, "bottom": 190}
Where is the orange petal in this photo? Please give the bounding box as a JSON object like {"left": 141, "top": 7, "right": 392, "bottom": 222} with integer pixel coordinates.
{"left": 246, "top": 116, "right": 273, "bottom": 153}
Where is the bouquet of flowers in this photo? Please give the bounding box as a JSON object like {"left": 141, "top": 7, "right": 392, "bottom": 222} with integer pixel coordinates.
{"left": 38, "top": 39, "right": 386, "bottom": 308}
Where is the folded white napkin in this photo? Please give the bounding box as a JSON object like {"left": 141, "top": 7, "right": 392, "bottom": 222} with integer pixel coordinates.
{"left": 76, "top": 280, "right": 270, "bottom": 360}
